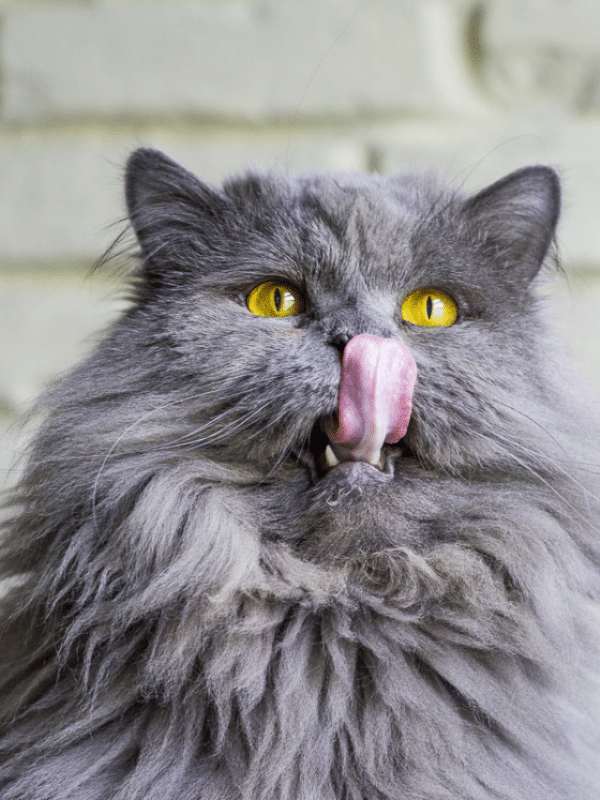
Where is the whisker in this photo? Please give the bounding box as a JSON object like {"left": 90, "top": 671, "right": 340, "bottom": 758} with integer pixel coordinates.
{"left": 489, "top": 402, "right": 600, "bottom": 503}
{"left": 470, "top": 428, "right": 599, "bottom": 527}
{"left": 263, "top": 418, "right": 307, "bottom": 480}
{"left": 90, "top": 388, "right": 293, "bottom": 517}
{"left": 493, "top": 400, "right": 600, "bottom": 472}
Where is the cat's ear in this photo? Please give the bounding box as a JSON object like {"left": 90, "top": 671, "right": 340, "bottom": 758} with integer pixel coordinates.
{"left": 463, "top": 166, "right": 560, "bottom": 285}
{"left": 125, "top": 148, "right": 231, "bottom": 283}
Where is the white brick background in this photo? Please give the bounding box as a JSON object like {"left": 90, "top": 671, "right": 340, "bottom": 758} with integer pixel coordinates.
{"left": 2, "top": 0, "right": 600, "bottom": 489}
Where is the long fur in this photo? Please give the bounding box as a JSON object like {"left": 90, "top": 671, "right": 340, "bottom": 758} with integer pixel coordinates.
{"left": 1, "top": 149, "right": 600, "bottom": 799}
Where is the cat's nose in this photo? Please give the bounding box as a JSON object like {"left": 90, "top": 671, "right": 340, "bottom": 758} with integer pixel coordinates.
{"left": 330, "top": 332, "right": 352, "bottom": 355}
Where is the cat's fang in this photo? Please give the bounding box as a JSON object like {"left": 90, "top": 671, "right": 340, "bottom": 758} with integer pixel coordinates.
{"left": 369, "top": 452, "right": 385, "bottom": 469}
{"left": 324, "top": 444, "right": 341, "bottom": 470}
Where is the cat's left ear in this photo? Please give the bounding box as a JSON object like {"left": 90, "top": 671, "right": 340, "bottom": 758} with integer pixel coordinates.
{"left": 463, "top": 166, "right": 560, "bottom": 285}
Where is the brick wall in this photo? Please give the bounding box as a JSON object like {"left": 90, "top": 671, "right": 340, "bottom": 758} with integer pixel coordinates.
{"left": 2, "top": 0, "right": 600, "bottom": 485}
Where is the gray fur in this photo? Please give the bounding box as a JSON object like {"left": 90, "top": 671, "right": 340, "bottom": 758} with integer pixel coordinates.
{"left": 1, "top": 148, "right": 600, "bottom": 799}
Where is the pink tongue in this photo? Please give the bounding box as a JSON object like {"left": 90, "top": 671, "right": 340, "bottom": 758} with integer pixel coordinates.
{"left": 323, "top": 334, "right": 417, "bottom": 465}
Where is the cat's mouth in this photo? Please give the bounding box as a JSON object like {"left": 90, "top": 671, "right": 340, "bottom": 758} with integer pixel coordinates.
{"left": 293, "top": 334, "right": 418, "bottom": 483}
{"left": 294, "top": 417, "right": 409, "bottom": 483}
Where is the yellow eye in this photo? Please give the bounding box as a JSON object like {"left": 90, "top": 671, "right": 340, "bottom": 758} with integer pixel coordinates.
{"left": 401, "top": 287, "right": 458, "bottom": 328}
{"left": 246, "top": 281, "right": 305, "bottom": 318}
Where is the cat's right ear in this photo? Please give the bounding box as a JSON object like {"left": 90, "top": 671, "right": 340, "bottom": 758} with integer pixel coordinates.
{"left": 125, "top": 148, "right": 231, "bottom": 284}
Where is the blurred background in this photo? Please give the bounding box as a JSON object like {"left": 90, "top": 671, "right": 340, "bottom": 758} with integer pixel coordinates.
{"left": 1, "top": 0, "right": 600, "bottom": 486}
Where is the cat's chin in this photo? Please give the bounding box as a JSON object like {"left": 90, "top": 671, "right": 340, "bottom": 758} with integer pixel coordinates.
{"left": 318, "top": 458, "right": 395, "bottom": 487}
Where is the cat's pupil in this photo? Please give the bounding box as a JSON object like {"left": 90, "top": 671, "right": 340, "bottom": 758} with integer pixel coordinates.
{"left": 426, "top": 295, "right": 433, "bottom": 319}
{"left": 274, "top": 288, "right": 281, "bottom": 312}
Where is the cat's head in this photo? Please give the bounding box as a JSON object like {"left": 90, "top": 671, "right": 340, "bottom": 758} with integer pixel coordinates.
{"left": 111, "top": 148, "right": 561, "bottom": 493}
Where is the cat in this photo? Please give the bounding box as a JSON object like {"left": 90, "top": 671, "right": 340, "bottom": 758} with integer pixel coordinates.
{"left": 1, "top": 147, "right": 600, "bottom": 800}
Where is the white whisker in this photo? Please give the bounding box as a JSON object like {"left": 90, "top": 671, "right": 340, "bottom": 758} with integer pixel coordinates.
{"left": 471, "top": 427, "right": 599, "bottom": 527}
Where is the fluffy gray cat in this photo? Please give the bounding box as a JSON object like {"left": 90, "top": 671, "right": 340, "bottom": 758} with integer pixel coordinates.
{"left": 1, "top": 148, "right": 600, "bottom": 799}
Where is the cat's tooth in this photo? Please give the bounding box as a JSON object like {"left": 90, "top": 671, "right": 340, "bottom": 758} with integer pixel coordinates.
{"left": 369, "top": 451, "right": 384, "bottom": 469}
{"left": 324, "top": 444, "right": 340, "bottom": 470}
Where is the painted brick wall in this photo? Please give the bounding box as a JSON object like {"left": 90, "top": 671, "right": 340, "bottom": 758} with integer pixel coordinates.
{"left": 2, "top": 0, "right": 600, "bottom": 485}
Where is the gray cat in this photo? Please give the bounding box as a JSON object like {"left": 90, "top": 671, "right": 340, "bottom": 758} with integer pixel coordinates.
{"left": 1, "top": 148, "right": 600, "bottom": 799}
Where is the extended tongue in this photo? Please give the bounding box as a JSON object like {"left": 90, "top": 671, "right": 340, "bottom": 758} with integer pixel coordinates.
{"left": 323, "top": 334, "right": 417, "bottom": 467}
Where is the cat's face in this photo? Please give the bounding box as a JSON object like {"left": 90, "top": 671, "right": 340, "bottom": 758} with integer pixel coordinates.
{"left": 118, "top": 149, "right": 560, "bottom": 509}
